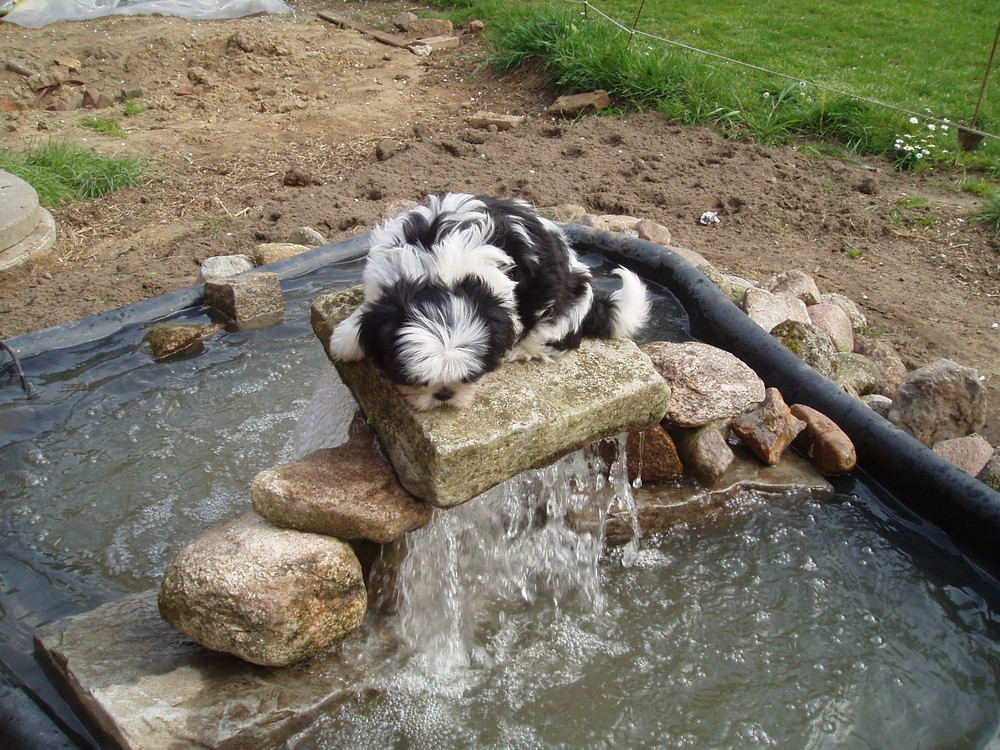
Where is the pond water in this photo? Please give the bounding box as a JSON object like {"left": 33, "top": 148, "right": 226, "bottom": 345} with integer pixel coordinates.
{"left": 1, "top": 254, "right": 999, "bottom": 749}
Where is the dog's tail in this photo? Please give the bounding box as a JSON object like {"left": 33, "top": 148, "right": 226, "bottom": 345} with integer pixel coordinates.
{"left": 583, "top": 267, "right": 651, "bottom": 339}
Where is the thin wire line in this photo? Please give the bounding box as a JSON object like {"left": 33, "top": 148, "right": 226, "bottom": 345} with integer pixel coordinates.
{"left": 560, "top": 0, "right": 997, "bottom": 141}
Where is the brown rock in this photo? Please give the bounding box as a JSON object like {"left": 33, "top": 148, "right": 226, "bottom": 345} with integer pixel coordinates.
{"left": 635, "top": 218, "right": 672, "bottom": 246}
{"left": 626, "top": 424, "right": 683, "bottom": 483}
{"left": 807, "top": 303, "right": 854, "bottom": 352}
{"left": 143, "top": 322, "right": 222, "bottom": 359}
{"left": 252, "top": 428, "right": 432, "bottom": 543}
{"left": 668, "top": 421, "right": 735, "bottom": 486}
{"left": 731, "top": 388, "right": 806, "bottom": 465}
{"left": 932, "top": 435, "right": 994, "bottom": 476}
{"left": 547, "top": 89, "right": 612, "bottom": 118}
{"left": 251, "top": 242, "right": 309, "bottom": 266}
{"left": 466, "top": 111, "right": 524, "bottom": 131}
{"left": 642, "top": 341, "right": 765, "bottom": 427}
{"left": 790, "top": 404, "right": 857, "bottom": 474}
{"left": 158, "top": 513, "right": 366, "bottom": 667}
{"left": 406, "top": 17, "right": 454, "bottom": 39}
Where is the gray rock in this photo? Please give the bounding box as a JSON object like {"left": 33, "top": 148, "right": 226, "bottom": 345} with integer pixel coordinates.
{"left": 730, "top": 387, "right": 806, "bottom": 465}
{"left": 203, "top": 271, "right": 284, "bottom": 325}
{"left": 288, "top": 226, "right": 327, "bottom": 247}
{"left": 159, "top": 513, "right": 366, "bottom": 667}
{"left": 711, "top": 271, "right": 755, "bottom": 305}
{"left": 252, "top": 426, "right": 432, "bottom": 543}
{"left": 932, "top": 435, "right": 994, "bottom": 476}
{"left": 604, "top": 445, "right": 832, "bottom": 545}
{"left": 888, "top": 359, "right": 988, "bottom": 446}
{"left": 197, "top": 253, "right": 255, "bottom": 282}
{"left": 642, "top": 341, "right": 765, "bottom": 427}
{"left": 821, "top": 292, "right": 868, "bottom": 332}
{"left": 977, "top": 445, "right": 1000, "bottom": 492}
{"left": 766, "top": 269, "right": 822, "bottom": 306}
{"left": 328, "top": 336, "right": 671, "bottom": 507}
{"left": 833, "top": 352, "right": 880, "bottom": 395}
{"left": 770, "top": 319, "right": 837, "bottom": 377}
{"left": 808, "top": 302, "right": 854, "bottom": 352}
{"left": 853, "top": 335, "right": 907, "bottom": 398}
{"left": 743, "top": 286, "right": 810, "bottom": 332}
{"left": 35, "top": 589, "right": 375, "bottom": 750}
{"left": 392, "top": 11, "right": 417, "bottom": 29}
{"left": 668, "top": 420, "right": 735, "bottom": 486}
{"left": 862, "top": 393, "right": 893, "bottom": 418}
{"left": 311, "top": 286, "right": 365, "bottom": 351}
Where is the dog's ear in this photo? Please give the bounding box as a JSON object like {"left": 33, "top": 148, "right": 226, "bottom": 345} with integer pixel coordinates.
{"left": 328, "top": 307, "right": 365, "bottom": 361}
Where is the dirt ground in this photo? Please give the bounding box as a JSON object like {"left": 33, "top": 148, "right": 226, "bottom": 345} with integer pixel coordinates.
{"left": 1, "top": 0, "right": 999, "bottom": 441}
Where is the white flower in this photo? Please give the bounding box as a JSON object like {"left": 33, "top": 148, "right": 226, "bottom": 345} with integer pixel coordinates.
{"left": 927, "top": 123, "right": 936, "bottom": 131}
{"left": 941, "top": 124, "right": 949, "bottom": 131}
{"left": 909, "top": 117, "right": 919, "bottom": 124}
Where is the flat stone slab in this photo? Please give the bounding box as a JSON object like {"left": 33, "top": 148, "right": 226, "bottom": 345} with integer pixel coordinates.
{"left": 35, "top": 590, "right": 381, "bottom": 750}
{"left": 0, "top": 169, "right": 40, "bottom": 252}
{"left": 0, "top": 205, "right": 56, "bottom": 272}
{"left": 603, "top": 445, "right": 833, "bottom": 545}
{"left": 332, "top": 337, "right": 672, "bottom": 507}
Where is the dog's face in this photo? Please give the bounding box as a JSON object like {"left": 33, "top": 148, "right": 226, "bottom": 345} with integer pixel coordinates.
{"left": 356, "top": 277, "right": 516, "bottom": 411}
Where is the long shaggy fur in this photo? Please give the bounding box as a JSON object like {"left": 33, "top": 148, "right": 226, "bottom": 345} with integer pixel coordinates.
{"left": 329, "top": 193, "right": 651, "bottom": 410}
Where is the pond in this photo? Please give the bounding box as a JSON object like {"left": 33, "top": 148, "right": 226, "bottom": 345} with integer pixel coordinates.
{"left": 1, "top": 251, "right": 998, "bottom": 749}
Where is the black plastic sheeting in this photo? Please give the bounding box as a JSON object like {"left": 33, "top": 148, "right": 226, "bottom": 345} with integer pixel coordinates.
{"left": 563, "top": 224, "right": 1000, "bottom": 574}
{"left": 4, "top": 227, "right": 1000, "bottom": 571}
{"left": 3, "top": 227, "right": 1000, "bottom": 746}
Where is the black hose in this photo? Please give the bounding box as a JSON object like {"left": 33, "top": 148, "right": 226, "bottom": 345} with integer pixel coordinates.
{"left": 564, "top": 224, "right": 1000, "bottom": 572}
{"left": 0, "top": 340, "right": 35, "bottom": 398}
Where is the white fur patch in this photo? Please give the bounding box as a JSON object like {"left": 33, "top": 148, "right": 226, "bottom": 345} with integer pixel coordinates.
{"left": 328, "top": 307, "right": 365, "bottom": 361}
{"left": 399, "top": 296, "right": 490, "bottom": 386}
{"left": 609, "top": 267, "right": 651, "bottom": 337}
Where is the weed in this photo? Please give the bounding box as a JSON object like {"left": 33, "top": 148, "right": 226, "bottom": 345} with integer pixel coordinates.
{"left": 971, "top": 192, "right": 1000, "bottom": 236}
{"left": 203, "top": 216, "right": 230, "bottom": 239}
{"left": 843, "top": 242, "right": 865, "bottom": 259}
{"left": 0, "top": 140, "right": 147, "bottom": 205}
{"left": 123, "top": 98, "right": 148, "bottom": 116}
{"left": 960, "top": 177, "right": 994, "bottom": 198}
{"left": 80, "top": 116, "right": 127, "bottom": 138}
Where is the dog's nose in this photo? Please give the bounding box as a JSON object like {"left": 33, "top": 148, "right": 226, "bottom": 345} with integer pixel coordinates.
{"left": 433, "top": 388, "right": 454, "bottom": 402}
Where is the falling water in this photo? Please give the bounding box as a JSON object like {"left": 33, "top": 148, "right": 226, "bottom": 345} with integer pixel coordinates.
{"left": 389, "top": 437, "right": 636, "bottom": 673}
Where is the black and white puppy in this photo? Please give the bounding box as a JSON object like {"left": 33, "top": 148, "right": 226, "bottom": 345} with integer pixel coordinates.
{"left": 329, "top": 193, "right": 650, "bottom": 411}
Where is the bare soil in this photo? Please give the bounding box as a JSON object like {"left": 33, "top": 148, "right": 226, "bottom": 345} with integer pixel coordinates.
{"left": 1, "top": 1, "right": 999, "bottom": 440}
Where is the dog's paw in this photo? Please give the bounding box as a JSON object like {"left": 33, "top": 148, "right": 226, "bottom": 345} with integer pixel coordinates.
{"left": 328, "top": 309, "right": 365, "bottom": 361}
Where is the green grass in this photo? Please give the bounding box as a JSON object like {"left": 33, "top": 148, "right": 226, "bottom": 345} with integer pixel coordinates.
{"left": 430, "top": 0, "right": 1000, "bottom": 170}
{"left": 80, "top": 115, "right": 127, "bottom": 138}
{"left": 0, "top": 141, "right": 147, "bottom": 206}
{"left": 971, "top": 192, "right": 1000, "bottom": 235}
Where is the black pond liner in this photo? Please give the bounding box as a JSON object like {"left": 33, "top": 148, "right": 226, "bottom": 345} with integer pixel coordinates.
{"left": 2, "top": 227, "right": 1000, "bottom": 748}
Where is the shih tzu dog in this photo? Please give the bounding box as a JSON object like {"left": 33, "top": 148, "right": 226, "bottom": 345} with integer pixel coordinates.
{"left": 329, "top": 193, "right": 650, "bottom": 411}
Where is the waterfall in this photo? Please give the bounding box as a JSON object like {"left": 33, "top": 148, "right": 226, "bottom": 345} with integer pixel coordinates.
{"left": 288, "top": 369, "right": 640, "bottom": 674}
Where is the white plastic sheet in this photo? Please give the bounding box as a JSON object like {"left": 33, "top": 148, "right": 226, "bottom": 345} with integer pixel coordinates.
{"left": 2, "top": 0, "right": 290, "bottom": 28}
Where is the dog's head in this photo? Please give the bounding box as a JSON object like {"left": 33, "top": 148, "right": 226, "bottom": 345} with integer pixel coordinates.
{"left": 340, "top": 277, "right": 517, "bottom": 411}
